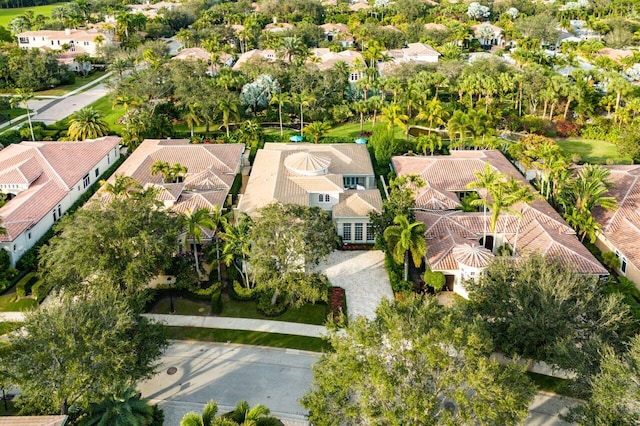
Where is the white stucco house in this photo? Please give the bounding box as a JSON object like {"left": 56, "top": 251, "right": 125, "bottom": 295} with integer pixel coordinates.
{"left": 238, "top": 143, "right": 381, "bottom": 244}
{"left": 17, "top": 28, "right": 114, "bottom": 56}
{"left": 0, "top": 137, "right": 121, "bottom": 266}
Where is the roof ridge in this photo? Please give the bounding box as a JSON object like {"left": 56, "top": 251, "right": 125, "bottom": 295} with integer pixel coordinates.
{"left": 606, "top": 175, "right": 640, "bottom": 232}
{"left": 32, "top": 147, "right": 68, "bottom": 191}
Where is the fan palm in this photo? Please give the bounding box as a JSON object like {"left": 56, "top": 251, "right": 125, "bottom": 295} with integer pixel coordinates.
{"left": 383, "top": 215, "right": 427, "bottom": 282}
{"left": 68, "top": 107, "right": 110, "bottom": 141}
{"left": 79, "top": 387, "right": 152, "bottom": 426}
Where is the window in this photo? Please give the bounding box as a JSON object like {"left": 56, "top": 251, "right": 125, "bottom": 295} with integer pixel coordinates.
{"left": 58, "top": 205, "right": 62, "bottom": 217}
{"left": 318, "top": 194, "right": 324, "bottom": 203}
{"left": 343, "top": 223, "right": 352, "bottom": 241}
{"left": 83, "top": 41, "right": 89, "bottom": 46}
{"left": 28, "top": 232, "right": 31, "bottom": 239}
{"left": 325, "top": 194, "right": 330, "bottom": 202}
{"left": 344, "top": 176, "right": 359, "bottom": 187}
{"left": 107, "top": 153, "right": 110, "bottom": 164}
{"left": 19, "top": 37, "right": 29, "bottom": 44}
{"left": 318, "top": 194, "right": 330, "bottom": 203}
{"left": 53, "top": 211, "right": 57, "bottom": 222}
{"left": 83, "top": 174, "right": 90, "bottom": 188}
{"left": 622, "top": 257, "right": 628, "bottom": 274}
{"left": 355, "top": 223, "right": 363, "bottom": 241}
{"left": 349, "top": 72, "right": 359, "bottom": 82}
{"left": 95, "top": 168, "right": 99, "bottom": 177}
{"left": 366, "top": 223, "right": 374, "bottom": 241}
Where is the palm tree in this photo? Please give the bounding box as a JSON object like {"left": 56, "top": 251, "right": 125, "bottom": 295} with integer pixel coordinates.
{"left": 379, "top": 104, "right": 408, "bottom": 135}
{"left": 181, "top": 400, "right": 218, "bottom": 426}
{"left": 277, "top": 36, "right": 305, "bottom": 63}
{"left": 150, "top": 162, "right": 187, "bottom": 184}
{"left": 183, "top": 208, "right": 218, "bottom": 278}
{"left": 304, "top": 121, "right": 331, "bottom": 144}
{"left": 67, "top": 107, "right": 110, "bottom": 141}
{"left": 447, "top": 110, "right": 470, "bottom": 147}
{"left": 383, "top": 215, "right": 427, "bottom": 282}
{"left": 467, "top": 163, "right": 502, "bottom": 246}
{"left": 269, "top": 91, "right": 291, "bottom": 137}
{"left": 228, "top": 400, "right": 275, "bottom": 425}
{"left": 352, "top": 100, "right": 369, "bottom": 133}
{"left": 293, "top": 92, "right": 316, "bottom": 136}
{"left": 216, "top": 95, "right": 240, "bottom": 137}
{"left": 11, "top": 88, "right": 35, "bottom": 141}
{"left": 220, "top": 214, "right": 253, "bottom": 289}
{"left": 100, "top": 175, "right": 141, "bottom": 198}
{"left": 367, "top": 96, "right": 383, "bottom": 131}
{"left": 415, "top": 98, "right": 448, "bottom": 134}
{"left": 150, "top": 161, "right": 169, "bottom": 183}
{"left": 79, "top": 387, "right": 152, "bottom": 426}
{"left": 184, "top": 104, "right": 202, "bottom": 138}
{"left": 416, "top": 134, "right": 442, "bottom": 156}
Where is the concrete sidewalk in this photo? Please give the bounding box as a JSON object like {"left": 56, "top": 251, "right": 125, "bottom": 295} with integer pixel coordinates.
{"left": 142, "top": 314, "right": 327, "bottom": 338}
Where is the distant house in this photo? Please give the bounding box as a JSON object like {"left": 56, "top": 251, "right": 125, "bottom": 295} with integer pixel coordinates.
{"left": 349, "top": 2, "right": 371, "bottom": 11}
{"left": 0, "top": 137, "right": 121, "bottom": 266}
{"left": 232, "top": 49, "right": 277, "bottom": 70}
{"left": 592, "top": 166, "right": 640, "bottom": 287}
{"left": 17, "top": 28, "right": 113, "bottom": 56}
{"left": 424, "top": 23, "right": 447, "bottom": 32}
{"left": 385, "top": 42, "right": 440, "bottom": 63}
{"left": 98, "top": 139, "right": 245, "bottom": 217}
{"left": 319, "top": 23, "right": 354, "bottom": 47}
{"left": 471, "top": 23, "right": 505, "bottom": 48}
{"left": 309, "top": 48, "right": 366, "bottom": 82}
{"left": 238, "top": 143, "right": 381, "bottom": 243}
{"left": 264, "top": 22, "right": 294, "bottom": 33}
{"left": 173, "top": 47, "right": 233, "bottom": 75}
{"left": 392, "top": 150, "right": 606, "bottom": 298}
{"left": 126, "top": 1, "right": 177, "bottom": 19}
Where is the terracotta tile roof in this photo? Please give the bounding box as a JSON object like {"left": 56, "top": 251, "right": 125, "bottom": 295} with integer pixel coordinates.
{"left": 17, "top": 29, "right": 112, "bottom": 42}
{"left": 320, "top": 23, "right": 350, "bottom": 34}
{"left": 0, "top": 415, "right": 68, "bottom": 426}
{"left": 239, "top": 143, "right": 375, "bottom": 216}
{"left": 333, "top": 190, "right": 382, "bottom": 217}
{"left": 0, "top": 137, "right": 120, "bottom": 242}
{"left": 310, "top": 48, "right": 365, "bottom": 71}
{"left": 349, "top": 2, "right": 370, "bottom": 10}
{"left": 100, "top": 139, "right": 243, "bottom": 212}
{"left": 424, "top": 23, "right": 447, "bottom": 31}
{"left": 592, "top": 166, "right": 640, "bottom": 271}
{"left": 397, "top": 151, "right": 606, "bottom": 275}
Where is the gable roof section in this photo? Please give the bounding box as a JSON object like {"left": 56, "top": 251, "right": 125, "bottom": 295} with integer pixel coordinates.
{"left": 0, "top": 137, "right": 120, "bottom": 242}
{"left": 333, "top": 190, "right": 382, "bottom": 218}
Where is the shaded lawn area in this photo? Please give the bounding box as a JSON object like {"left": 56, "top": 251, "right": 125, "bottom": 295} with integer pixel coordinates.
{"left": 0, "top": 289, "right": 37, "bottom": 312}
{"left": 556, "top": 138, "right": 631, "bottom": 164}
{"left": 163, "top": 326, "right": 330, "bottom": 352}
{"left": 0, "top": 321, "right": 19, "bottom": 336}
{"left": 86, "top": 95, "right": 125, "bottom": 133}
{"left": 149, "top": 294, "right": 328, "bottom": 325}
{"left": 36, "top": 71, "right": 107, "bottom": 96}
{"left": 0, "top": 400, "right": 17, "bottom": 416}
{"left": 0, "top": 3, "right": 67, "bottom": 28}
{"left": 0, "top": 108, "right": 26, "bottom": 123}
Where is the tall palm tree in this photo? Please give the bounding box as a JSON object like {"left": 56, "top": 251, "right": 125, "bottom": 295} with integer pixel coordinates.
{"left": 150, "top": 161, "right": 169, "bottom": 183}
{"left": 220, "top": 214, "right": 253, "bottom": 289}
{"left": 293, "top": 92, "right": 316, "bottom": 136}
{"left": 100, "top": 175, "right": 141, "bottom": 198}
{"left": 352, "top": 100, "right": 369, "bottom": 133}
{"left": 184, "top": 104, "right": 202, "bottom": 138}
{"left": 11, "top": 88, "right": 35, "bottom": 141}
{"left": 467, "top": 163, "right": 502, "bottom": 246}
{"left": 447, "top": 110, "right": 470, "bottom": 147}
{"left": 416, "top": 134, "right": 442, "bottom": 156}
{"left": 183, "top": 208, "right": 217, "bottom": 278}
{"left": 277, "top": 36, "right": 305, "bottom": 63}
{"left": 67, "top": 107, "right": 110, "bottom": 141}
{"left": 79, "top": 387, "right": 152, "bottom": 426}
{"left": 216, "top": 95, "right": 240, "bottom": 137}
{"left": 379, "top": 104, "right": 408, "bottom": 135}
{"left": 367, "top": 96, "right": 383, "bottom": 131}
{"left": 150, "top": 161, "right": 187, "bottom": 184}
{"left": 269, "top": 92, "right": 291, "bottom": 137}
{"left": 383, "top": 215, "right": 427, "bottom": 282}
{"left": 304, "top": 121, "right": 331, "bottom": 144}
{"left": 415, "top": 98, "right": 448, "bottom": 134}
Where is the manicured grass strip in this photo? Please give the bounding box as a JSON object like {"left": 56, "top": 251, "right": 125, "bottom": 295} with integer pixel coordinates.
{"left": 220, "top": 295, "right": 327, "bottom": 325}
{"left": 86, "top": 94, "right": 125, "bottom": 133}
{"left": 150, "top": 297, "right": 211, "bottom": 316}
{"left": 163, "top": 326, "right": 330, "bottom": 352}
{"left": 556, "top": 138, "right": 631, "bottom": 164}
{"left": 36, "top": 70, "right": 107, "bottom": 96}
{"left": 526, "top": 372, "right": 578, "bottom": 398}
{"left": 0, "top": 290, "right": 37, "bottom": 312}
{"left": 0, "top": 2, "right": 68, "bottom": 28}
{"left": 0, "top": 321, "right": 19, "bottom": 336}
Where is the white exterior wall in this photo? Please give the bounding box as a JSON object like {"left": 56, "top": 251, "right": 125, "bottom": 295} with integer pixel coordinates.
{"left": 17, "top": 32, "right": 111, "bottom": 56}
{"left": 0, "top": 145, "right": 119, "bottom": 266}
{"left": 309, "top": 192, "right": 341, "bottom": 210}
{"left": 405, "top": 54, "right": 439, "bottom": 63}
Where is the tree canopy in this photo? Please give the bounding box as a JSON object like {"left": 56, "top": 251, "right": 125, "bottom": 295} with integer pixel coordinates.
{"left": 302, "top": 295, "right": 535, "bottom": 425}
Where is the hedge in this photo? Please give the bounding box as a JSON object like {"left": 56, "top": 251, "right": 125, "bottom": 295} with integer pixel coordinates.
{"left": 15, "top": 272, "right": 38, "bottom": 298}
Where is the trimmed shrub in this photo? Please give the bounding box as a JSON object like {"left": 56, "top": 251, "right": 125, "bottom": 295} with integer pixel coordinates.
{"left": 423, "top": 269, "right": 446, "bottom": 292}
{"left": 231, "top": 281, "right": 256, "bottom": 300}
{"left": 15, "top": 272, "right": 37, "bottom": 298}
{"left": 257, "top": 290, "right": 288, "bottom": 317}
{"left": 32, "top": 279, "right": 52, "bottom": 303}
{"left": 210, "top": 288, "right": 223, "bottom": 314}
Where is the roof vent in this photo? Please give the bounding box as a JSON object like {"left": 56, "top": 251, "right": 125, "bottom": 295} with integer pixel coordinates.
{"left": 284, "top": 151, "right": 331, "bottom": 176}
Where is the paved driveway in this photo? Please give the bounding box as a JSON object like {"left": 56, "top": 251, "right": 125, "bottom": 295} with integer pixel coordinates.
{"left": 138, "top": 342, "right": 318, "bottom": 425}
{"left": 314, "top": 250, "right": 393, "bottom": 321}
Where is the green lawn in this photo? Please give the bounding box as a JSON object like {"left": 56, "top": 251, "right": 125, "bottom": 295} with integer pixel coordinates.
{"left": 86, "top": 95, "right": 125, "bottom": 133}
{"left": 0, "top": 321, "right": 19, "bottom": 336}
{"left": 149, "top": 294, "right": 328, "bottom": 325}
{"left": 36, "top": 70, "right": 107, "bottom": 96}
{"left": 163, "top": 326, "right": 330, "bottom": 352}
{"left": 526, "top": 372, "right": 577, "bottom": 398}
{"left": 0, "top": 289, "right": 37, "bottom": 312}
{"left": 556, "top": 138, "right": 631, "bottom": 165}
{"left": 0, "top": 107, "right": 26, "bottom": 123}
{"left": 0, "top": 3, "right": 68, "bottom": 28}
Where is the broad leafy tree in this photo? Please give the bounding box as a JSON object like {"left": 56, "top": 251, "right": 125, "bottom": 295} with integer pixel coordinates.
{"left": 7, "top": 289, "right": 167, "bottom": 415}
{"left": 249, "top": 203, "right": 339, "bottom": 306}
{"left": 464, "top": 254, "right": 637, "bottom": 390}
{"left": 39, "top": 190, "right": 181, "bottom": 299}
{"left": 302, "top": 295, "right": 536, "bottom": 425}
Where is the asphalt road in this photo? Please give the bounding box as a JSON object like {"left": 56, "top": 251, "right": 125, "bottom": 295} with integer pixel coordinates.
{"left": 138, "top": 342, "right": 578, "bottom": 426}
{"left": 30, "top": 83, "right": 110, "bottom": 125}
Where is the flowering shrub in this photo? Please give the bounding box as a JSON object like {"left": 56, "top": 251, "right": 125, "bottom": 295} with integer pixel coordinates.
{"left": 329, "top": 287, "right": 346, "bottom": 321}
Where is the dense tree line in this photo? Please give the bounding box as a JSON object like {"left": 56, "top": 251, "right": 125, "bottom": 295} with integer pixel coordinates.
{"left": 0, "top": 48, "right": 74, "bottom": 90}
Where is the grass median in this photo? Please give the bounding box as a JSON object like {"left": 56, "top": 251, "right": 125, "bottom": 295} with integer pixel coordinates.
{"left": 163, "top": 326, "right": 330, "bottom": 353}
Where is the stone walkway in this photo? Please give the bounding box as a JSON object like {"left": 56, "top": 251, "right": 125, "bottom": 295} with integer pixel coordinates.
{"left": 313, "top": 250, "right": 393, "bottom": 321}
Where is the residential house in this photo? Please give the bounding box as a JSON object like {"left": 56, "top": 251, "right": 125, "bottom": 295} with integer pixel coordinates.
{"left": 126, "top": 1, "right": 177, "bottom": 19}
{"left": 232, "top": 49, "right": 277, "bottom": 70}
{"left": 392, "top": 150, "right": 607, "bottom": 298}
{"left": 349, "top": 2, "right": 371, "bottom": 11}
{"left": 264, "top": 22, "right": 294, "bottom": 33}
{"left": 592, "top": 166, "right": 640, "bottom": 286}
{"left": 424, "top": 23, "right": 447, "bottom": 32}
{"left": 172, "top": 47, "right": 233, "bottom": 75}
{"left": 309, "top": 48, "right": 366, "bottom": 82}
{"left": 319, "top": 23, "right": 354, "bottom": 47}
{"left": 0, "top": 415, "right": 68, "bottom": 426}
{"left": 238, "top": 143, "right": 381, "bottom": 243}
{"left": 378, "top": 42, "right": 440, "bottom": 76}
{"left": 17, "top": 28, "right": 113, "bottom": 56}
{"left": 0, "top": 137, "right": 121, "bottom": 266}
{"left": 99, "top": 138, "right": 244, "bottom": 213}
{"left": 471, "top": 23, "right": 505, "bottom": 48}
